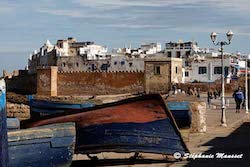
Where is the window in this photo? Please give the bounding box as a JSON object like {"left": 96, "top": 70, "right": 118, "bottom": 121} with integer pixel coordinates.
{"left": 185, "top": 61, "right": 190, "bottom": 66}
{"left": 121, "top": 61, "right": 125, "bottom": 65}
{"left": 186, "top": 51, "right": 191, "bottom": 57}
{"left": 76, "top": 62, "right": 79, "bottom": 67}
{"left": 91, "top": 64, "right": 97, "bottom": 71}
{"left": 176, "top": 51, "right": 181, "bottom": 58}
{"left": 176, "top": 67, "right": 178, "bottom": 74}
{"left": 129, "top": 62, "right": 133, "bottom": 67}
{"left": 101, "top": 64, "right": 108, "bottom": 71}
{"left": 185, "top": 71, "right": 189, "bottom": 77}
{"left": 154, "top": 66, "right": 161, "bottom": 75}
{"left": 167, "top": 52, "right": 172, "bottom": 57}
{"left": 214, "top": 67, "right": 222, "bottom": 74}
{"left": 198, "top": 67, "right": 207, "bottom": 74}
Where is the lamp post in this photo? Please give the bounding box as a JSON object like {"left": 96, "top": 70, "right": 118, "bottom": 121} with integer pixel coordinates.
{"left": 245, "top": 55, "right": 249, "bottom": 113}
{"left": 210, "top": 30, "right": 234, "bottom": 127}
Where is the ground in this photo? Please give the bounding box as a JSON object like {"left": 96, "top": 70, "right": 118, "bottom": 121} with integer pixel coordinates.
{"left": 171, "top": 96, "right": 250, "bottom": 167}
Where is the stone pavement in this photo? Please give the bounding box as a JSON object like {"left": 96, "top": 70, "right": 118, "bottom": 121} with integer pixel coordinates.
{"left": 171, "top": 96, "right": 250, "bottom": 167}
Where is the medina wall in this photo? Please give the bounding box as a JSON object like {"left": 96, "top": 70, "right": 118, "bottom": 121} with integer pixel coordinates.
{"left": 5, "top": 70, "right": 37, "bottom": 94}
{"left": 57, "top": 71, "right": 144, "bottom": 95}
{"left": 37, "top": 67, "right": 144, "bottom": 96}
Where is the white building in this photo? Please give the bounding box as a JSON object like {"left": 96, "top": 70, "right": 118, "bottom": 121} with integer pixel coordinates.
{"left": 112, "top": 42, "right": 161, "bottom": 58}
{"left": 164, "top": 40, "right": 200, "bottom": 68}
{"left": 79, "top": 44, "right": 108, "bottom": 60}
{"left": 164, "top": 40, "right": 199, "bottom": 58}
{"left": 141, "top": 42, "right": 161, "bottom": 54}
{"left": 184, "top": 54, "right": 239, "bottom": 83}
{"left": 237, "top": 54, "right": 250, "bottom": 76}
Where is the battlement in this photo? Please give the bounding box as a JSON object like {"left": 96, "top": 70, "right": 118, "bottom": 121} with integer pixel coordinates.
{"left": 57, "top": 70, "right": 144, "bottom": 74}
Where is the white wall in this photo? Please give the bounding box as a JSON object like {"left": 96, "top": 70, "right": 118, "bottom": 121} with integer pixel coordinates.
{"left": 186, "top": 58, "right": 232, "bottom": 82}
{"left": 79, "top": 44, "right": 108, "bottom": 60}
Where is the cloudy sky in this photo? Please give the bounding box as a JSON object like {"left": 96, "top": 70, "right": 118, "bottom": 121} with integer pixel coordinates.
{"left": 1, "top": 0, "right": 250, "bottom": 72}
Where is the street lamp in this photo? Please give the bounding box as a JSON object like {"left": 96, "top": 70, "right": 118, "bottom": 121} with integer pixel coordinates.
{"left": 245, "top": 55, "right": 249, "bottom": 113}
{"left": 210, "top": 30, "right": 234, "bottom": 127}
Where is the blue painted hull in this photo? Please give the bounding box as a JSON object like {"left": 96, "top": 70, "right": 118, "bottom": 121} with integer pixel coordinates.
{"left": 23, "top": 94, "right": 189, "bottom": 157}
{"left": 76, "top": 118, "right": 187, "bottom": 155}
{"left": 0, "top": 79, "right": 8, "bottom": 166}
{"left": 8, "top": 122, "right": 76, "bottom": 167}
{"left": 167, "top": 102, "right": 192, "bottom": 128}
{"left": 29, "top": 97, "right": 94, "bottom": 117}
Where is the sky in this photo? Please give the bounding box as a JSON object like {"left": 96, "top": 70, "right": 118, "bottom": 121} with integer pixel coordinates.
{"left": 1, "top": 0, "right": 250, "bottom": 72}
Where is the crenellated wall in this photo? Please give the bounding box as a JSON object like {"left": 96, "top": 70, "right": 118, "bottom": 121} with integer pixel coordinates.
{"left": 36, "top": 58, "right": 181, "bottom": 96}
{"left": 57, "top": 70, "right": 144, "bottom": 95}
{"left": 37, "top": 67, "right": 145, "bottom": 96}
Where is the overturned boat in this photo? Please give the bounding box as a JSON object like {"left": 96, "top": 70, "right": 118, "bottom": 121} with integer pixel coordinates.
{"left": 22, "top": 94, "right": 189, "bottom": 158}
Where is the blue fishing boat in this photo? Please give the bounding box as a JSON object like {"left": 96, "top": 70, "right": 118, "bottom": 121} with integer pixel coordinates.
{"left": 23, "top": 94, "right": 189, "bottom": 159}
{"left": 167, "top": 101, "right": 192, "bottom": 128}
{"left": 1, "top": 79, "right": 76, "bottom": 167}
{"left": 28, "top": 95, "right": 94, "bottom": 118}
{"left": 8, "top": 122, "right": 76, "bottom": 167}
{"left": 0, "top": 79, "right": 8, "bottom": 166}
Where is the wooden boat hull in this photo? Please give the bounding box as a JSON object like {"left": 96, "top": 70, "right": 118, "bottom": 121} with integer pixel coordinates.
{"left": 28, "top": 96, "right": 94, "bottom": 118}
{"left": 0, "top": 79, "right": 8, "bottom": 166}
{"left": 23, "top": 94, "right": 189, "bottom": 157}
{"left": 77, "top": 118, "right": 186, "bottom": 155}
{"left": 8, "top": 122, "right": 76, "bottom": 167}
{"left": 167, "top": 102, "right": 192, "bottom": 128}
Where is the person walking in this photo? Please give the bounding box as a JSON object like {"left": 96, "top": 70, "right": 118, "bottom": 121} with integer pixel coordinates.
{"left": 172, "top": 83, "right": 177, "bottom": 95}
{"left": 213, "top": 89, "right": 218, "bottom": 99}
{"left": 207, "top": 90, "right": 213, "bottom": 108}
{"left": 242, "top": 87, "right": 246, "bottom": 109}
{"left": 218, "top": 89, "right": 221, "bottom": 97}
{"left": 193, "top": 87, "right": 198, "bottom": 97}
{"left": 233, "top": 87, "right": 244, "bottom": 113}
{"left": 197, "top": 88, "right": 201, "bottom": 98}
